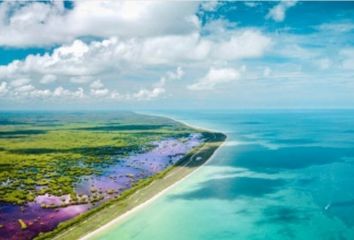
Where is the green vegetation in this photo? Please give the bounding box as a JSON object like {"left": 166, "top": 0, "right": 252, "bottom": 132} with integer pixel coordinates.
{"left": 0, "top": 111, "right": 225, "bottom": 240}
{"left": 0, "top": 112, "right": 194, "bottom": 205}
{"left": 34, "top": 132, "right": 226, "bottom": 240}
{"left": 18, "top": 219, "right": 27, "bottom": 230}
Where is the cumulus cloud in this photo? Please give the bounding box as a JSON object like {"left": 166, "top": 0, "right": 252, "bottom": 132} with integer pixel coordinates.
{"left": 90, "top": 80, "right": 104, "bottom": 89}
{"left": 0, "top": 1, "right": 200, "bottom": 47}
{"left": 53, "top": 86, "right": 84, "bottom": 98}
{"left": 244, "top": 2, "right": 259, "bottom": 8}
{"left": 109, "top": 86, "right": 165, "bottom": 102}
{"left": 0, "top": 81, "right": 8, "bottom": 95}
{"left": 89, "top": 79, "right": 109, "bottom": 97}
{"left": 10, "top": 78, "right": 31, "bottom": 87}
{"left": 131, "top": 87, "right": 165, "bottom": 101}
{"left": 0, "top": 1, "right": 274, "bottom": 105}
{"left": 200, "top": 1, "right": 222, "bottom": 12}
{"left": 45, "top": 82, "right": 167, "bottom": 101}
{"left": 0, "top": 30, "right": 270, "bottom": 86}
{"left": 317, "top": 23, "right": 354, "bottom": 33}
{"left": 91, "top": 88, "right": 109, "bottom": 97}
{"left": 266, "top": 0, "right": 297, "bottom": 22}
{"left": 1, "top": 82, "right": 85, "bottom": 100}
{"left": 15, "top": 84, "right": 35, "bottom": 93}
{"left": 212, "top": 30, "right": 271, "bottom": 60}
{"left": 157, "top": 67, "right": 184, "bottom": 87}
{"left": 70, "top": 76, "right": 95, "bottom": 84}
{"left": 166, "top": 67, "right": 185, "bottom": 81}
{"left": 188, "top": 67, "right": 241, "bottom": 91}
{"left": 121, "top": 67, "right": 183, "bottom": 101}
{"left": 0, "top": 67, "right": 184, "bottom": 102}
{"left": 40, "top": 74, "right": 57, "bottom": 84}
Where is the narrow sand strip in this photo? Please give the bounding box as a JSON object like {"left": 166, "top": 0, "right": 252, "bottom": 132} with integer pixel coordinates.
{"left": 80, "top": 132, "right": 226, "bottom": 240}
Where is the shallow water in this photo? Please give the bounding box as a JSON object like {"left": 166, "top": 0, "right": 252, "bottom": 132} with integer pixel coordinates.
{"left": 93, "top": 110, "right": 354, "bottom": 240}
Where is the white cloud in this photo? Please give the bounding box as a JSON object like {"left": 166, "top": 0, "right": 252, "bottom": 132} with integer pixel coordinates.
{"left": 0, "top": 66, "right": 184, "bottom": 102}
{"left": 200, "top": 1, "right": 221, "bottom": 12}
{"left": 213, "top": 30, "right": 271, "bottom": 60}
{"left": 10, "top": 78, "right": 31, "bottom": 87}
{"left": 317, "top": 23, "right": 354, "bottom": 33}
{"left": 85, "top": 67, "right": 183, "bottom": 101}
{"left": 0, "top": 2, "right": 275, "bottom": 105}
{"left": 188, "top": 67, "right": 241, "bottom": 91}
{"left": 0, "top": 30, "right": 270, "bottom": 86}
{"left": 91, "top": 88, "right": 109, "bottom": 97}
{"left": 53, "top": 86, "right": 84, "bottom": 98}
{"left": 90, "top": 80, "right": 104, "bottom": 89}
{"left": 0, "top": 1, "right": 200, "bottom": 47}
{"left": 157, "top": 67, "right": 184, "bottom": 87}
{"left": 70, "top": 75, "right": 94, "bottom": 84}
{"left": 266, "top": 0, "right": 297, "bottom": 22}
{"left": 0, "top": 81, "right": 8, "bottom": 95}
{"left": 122, "top": 67, "right": 182, "bottom": 101}
{"left": 40, "top": 74, "right": 57, "bottom": 84}
{"left": 275, "top": 42, "right": 319, "bottom": 60}
{"left": 131, "top": 87, "right": 165, "bottom": 101}
{"left": 202, "top": 19, "right": 237, "bottom": 36}
{"left": 29, "top": 89, "right": 52, "bottom": 98}
{"left": 109, "top": 87, "right": 165, "bottom": 101}
{"left": 244, "top": 2, "right": 259, "bottom": 8}
{"left": 166, "top": 67, "right": 185, "bottom": 81}
{"left": 15, "top": 84, "right": 35, "bottom": 93}
{"left": 89, "top": 79, "right": 109, "bottom": 97}
{"left": 1, "top": 81, "right": 86, "bottom": 99}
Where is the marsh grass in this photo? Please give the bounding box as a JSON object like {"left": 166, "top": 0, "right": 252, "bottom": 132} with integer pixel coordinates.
{"left": 0, "top": 112, "right": 194, "bottom": 205}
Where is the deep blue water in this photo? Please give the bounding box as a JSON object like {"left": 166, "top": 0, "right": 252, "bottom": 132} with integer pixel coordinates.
{"left": 92, "top": 110, "right": 354, "bottom": 240}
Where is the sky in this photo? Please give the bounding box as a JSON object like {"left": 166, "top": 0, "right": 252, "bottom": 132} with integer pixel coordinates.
{"left": 0, "top": 0, "right": 354, "bottom": 110}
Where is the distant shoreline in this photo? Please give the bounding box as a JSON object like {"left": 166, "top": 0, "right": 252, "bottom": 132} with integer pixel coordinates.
{"left": 135, "top": 111, "right": 219, "bottom": 132}
{"left": 36, "top": 115, "right": 226, "bottom": 240}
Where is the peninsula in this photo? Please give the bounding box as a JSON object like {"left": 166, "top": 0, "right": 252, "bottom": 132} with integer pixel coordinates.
{"left": 0, "top": 112, "right": 225, "bottom": 240}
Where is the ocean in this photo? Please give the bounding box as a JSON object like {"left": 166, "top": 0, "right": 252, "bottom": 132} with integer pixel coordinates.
{"left": 92, "top": 110, "right": 354, "bottom": 240}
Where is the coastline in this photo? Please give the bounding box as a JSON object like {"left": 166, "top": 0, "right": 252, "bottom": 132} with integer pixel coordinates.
{"left": 136, "top": 111, "right": 220, "bottom": 133}
{"left": 81, "top": 134, "right": 226, "bottom": 240}
{"left": 35, "top": 115, "right": 226, "bottom": 240}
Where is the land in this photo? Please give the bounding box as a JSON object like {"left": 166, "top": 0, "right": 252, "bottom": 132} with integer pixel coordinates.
{"left": 43, "top": 131, "right": 225, "bottom": 240}
{"left": 0, "top": 111, "right": 225, "bottom": 240}
{"left": 0, "top": 112, "right": 189, "bottom": 205}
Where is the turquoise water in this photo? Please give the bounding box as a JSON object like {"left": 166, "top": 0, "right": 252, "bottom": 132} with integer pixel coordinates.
{"left": 92, "top": 110, "right": 354, "bottom": 240}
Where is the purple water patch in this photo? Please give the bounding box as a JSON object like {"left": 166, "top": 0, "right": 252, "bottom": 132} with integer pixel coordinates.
{"left": 0, "top": 134, "right": 203, "bottom": 240}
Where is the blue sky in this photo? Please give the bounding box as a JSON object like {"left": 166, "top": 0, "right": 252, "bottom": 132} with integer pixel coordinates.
{"left": 0, "top": 1, "right": 353, "bottom": 110}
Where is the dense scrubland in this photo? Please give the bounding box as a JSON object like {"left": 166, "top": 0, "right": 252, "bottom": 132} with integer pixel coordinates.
{"left": 0, "top": 112, "right": 195, "bottom": 205}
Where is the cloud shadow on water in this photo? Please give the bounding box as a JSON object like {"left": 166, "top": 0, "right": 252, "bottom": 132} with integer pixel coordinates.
{"left": 170, "top": 176, "right": 286, "bottom": 201}
{"left": 257, "top": 205, "right": 309, "bottom": 225}
{"left": 214, "top": 144, "right": 354, "bottom": 173}
{"left": 272, "top": 138, "right": 317, "bottom": 145}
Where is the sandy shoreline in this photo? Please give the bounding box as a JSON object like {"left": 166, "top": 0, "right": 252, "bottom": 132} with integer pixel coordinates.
{"left": 79, "top": 115, "right": 225, "bottom": 240}
{"left": 137, "top": 111, "right": 220, "bottom": 133}
{"left": 80, "top": 140, "right": 225, "bottom": 239}
{"left": 39, "top": 113, "right": 226, "bottom": 240}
